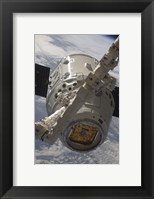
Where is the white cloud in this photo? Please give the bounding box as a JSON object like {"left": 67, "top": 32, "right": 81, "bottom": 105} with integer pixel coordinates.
{"left": 49, "top": 34, "right": 113, "bottom": 60}
{"left": 35, "top": 35, "right": 66, "bottom": 57}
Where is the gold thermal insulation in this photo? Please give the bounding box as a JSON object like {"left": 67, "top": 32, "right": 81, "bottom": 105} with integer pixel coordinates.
{"left": 69, "top": 123, "right": 97, "bottom": 145}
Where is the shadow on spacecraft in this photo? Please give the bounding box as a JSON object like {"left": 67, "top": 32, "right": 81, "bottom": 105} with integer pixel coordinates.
{"left": 35, "top": 37, "right": 119, "bottom": 152}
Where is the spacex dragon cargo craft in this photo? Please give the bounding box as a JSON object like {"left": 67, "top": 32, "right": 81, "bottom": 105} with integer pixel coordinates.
{"left": 35, "top": 37, "right": 119, "bottom": 152}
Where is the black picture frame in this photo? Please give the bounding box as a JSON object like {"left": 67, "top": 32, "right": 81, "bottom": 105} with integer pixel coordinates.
{"left": 0, "top": 0, "right": 153, "bottom": 198}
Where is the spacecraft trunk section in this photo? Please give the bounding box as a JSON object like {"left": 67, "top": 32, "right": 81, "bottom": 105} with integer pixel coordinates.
{"left": 35, "top": 38, "right": 119, "bottom": 151}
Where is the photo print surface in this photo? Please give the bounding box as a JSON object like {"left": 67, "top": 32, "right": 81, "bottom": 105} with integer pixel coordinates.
{"left": 35, "top": 34, "right": 119, "bottom": 164}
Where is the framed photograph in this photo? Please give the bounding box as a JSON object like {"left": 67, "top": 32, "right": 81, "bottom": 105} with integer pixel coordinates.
{"left": 0, "top": 0, "right": 153, "bottom": 198}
